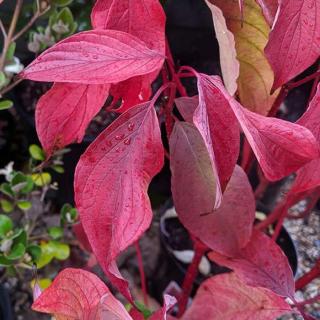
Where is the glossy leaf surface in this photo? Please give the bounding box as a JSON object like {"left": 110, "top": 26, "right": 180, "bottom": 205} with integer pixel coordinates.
{"left": 181, "top": 273, "right": 292, "bottom": 320}
{"left": 21, "top": 30, "right": 164, "bottom": 84}
{"left": 209, "top": 231, "right": 295, "bottom": 299}
{"left": 265, "top": 0, "right": 320, "bottom": 90}
{"left": 74, "top": 101, "right": 164, "bottom": 300}
{"left": 36, "top": 83, "right": 110, "bottom": 157}
{"left": 32, "top": 268, "right": 132, "bottom": 320}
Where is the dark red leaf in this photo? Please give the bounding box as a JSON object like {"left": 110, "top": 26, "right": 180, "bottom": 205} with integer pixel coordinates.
{"left": 170, "top": 122, "right": 222, "bottom": 228}
{"left": 74, "top": 101, "right": 164, "bottom": 301}
{"left": 256, "top": 0, "right": 278, "bottom": 26}
{"left": 209, "top": 231, "right": 295, "bottom": 299}
{"left": 32, "top": 268, "right": 132, "bottom": 319}
{"left": 36, "top": 83, "right": 109, "bottom": 157}
{"left": 21, "top": 30, "right": 164, "bottom": 84}
{"left": 73, "top": 222, "right": 93, "bottom": 253}
{"left": 265, "top": 0, "right": 320, "bottom": 90}
{"left": 170, "top": 119, "right": 255, "bottom": 255}
{"left": 181, "top": 273, "right": 293, "bottom": 320}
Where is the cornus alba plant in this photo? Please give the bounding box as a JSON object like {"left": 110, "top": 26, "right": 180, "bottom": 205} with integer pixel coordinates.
{"left": 16, "top": 0, "right": 320, "bottom": 319}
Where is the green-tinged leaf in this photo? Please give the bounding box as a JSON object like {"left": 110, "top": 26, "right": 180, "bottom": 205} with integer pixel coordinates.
{"left": 0, "top": 183, "right": 14, "bottom": 197}
{"left": 135, "top": 301, "right": 153, "bottom": 318}
{"left": 31, "top": 172, "right": 51, "bottom": 186}
{"left": 6, "top": 243, "right": 25, "bottom": 260}
{"left": 60, "top": 203, "right": 78, "bottom": 225}
{"left": 11, "top": 229, "right": 27, "bottom": 247}
{"left": 29, "top": 144, "right": 45, "bottom": 161}
{"left": 0, "top": 199, "right": 14, "bottom": 213}
{"left": 0, "top": 100, "right": 13, "bottom": 110}
{"left": 11, "top": 172, "right": 34, "bottom": 193}
{"left": 0, "top": 215, "right": 13, "bottom": 238}
{"left": 31, "top": 278, "right": 52, "bottom": 291}
{"left": 17, "top": 200, "right": 32, "bottom": 211}
{"left": 52, "top": 0, "right": 73, "bottom": 7}
{"left": 210, "top": 0, "right": 278, "bottom": 115}
{"left": 36, "top": 241, "right": 70, "bottom": 268}
{"left": 27, "top": 245, "right": 42, "bottom": 261}
{"left": 0, "top": 72, "right": 6, "bottom": 88}
{"left": 48, "top": 226, "right": 63, "bottom": 240}
{"left": 52, "top": 165, "right": 64, "bottom": 173}
{"left": 57, "top": 7, "right": 74, "bottom": 26}
{"left": 6, "top": 42, "right": 16, "bottom": 61}
{"left": 0, "top": 255, "right": 13, "bottom": 266}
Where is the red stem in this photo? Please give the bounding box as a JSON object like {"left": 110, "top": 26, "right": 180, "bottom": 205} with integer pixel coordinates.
{"left": 295, "top": 260, "right": 320, "bottom": 290}
{"left": 178, "top": 240, "right": 207, "bottom": 317}
{"left": 295, "top": 294, "right": 320, "bottom": 306}
{"left": 268, "top": 86, "right": 290, "bottom": 117}
{"left": 287, "top": 70, "right": 320, "bottom": 90}
{"left": 135, "top": 241, "right": 148, "bottom": 307}
{"left": 241, "top": 138, "right": 254, "bottom": 174}
{"left": 254, "top": 168, "right": 270, "bottom": 200}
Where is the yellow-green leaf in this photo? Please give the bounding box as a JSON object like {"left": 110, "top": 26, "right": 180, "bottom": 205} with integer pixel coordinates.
{"left": 31, "top": 173, "right": 51, "bottom": 186}
{"left": 210, "top": 0, "right": 278, "bottom": 115}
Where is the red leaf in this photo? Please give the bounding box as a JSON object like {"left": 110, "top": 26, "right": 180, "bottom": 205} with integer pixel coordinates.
{"left": 36, "top": 83, "right": 109, "bottom": 157}
{"left": 149, "top": 295, "right": 177, "bottom": 320}
{"left": 74, "top": 101, "right": 164, "bottom": 301}
{"left": 202, "top": 76, "right": 319, "bottom": 181}
{"left": 21, "top": 30, "right": 164, "bottom": 84}
{"left": 209, "top": 231, "right": 295, "bottom": 299}
{"left": 256, "top": 0, "right": 278, "bottom": 26}
{"left": 170, "top": 117, "right": 255, "bottom": 255}
{"left": 181, "top": 273, "right": 293, "bottom": 320}
{"left": 227, "top": 90, "right": 320, "bottom": 181}
{"left": 109, "top": 76, "right": 152, "bottom": 113}
{"left": 91, "top": 0, "right": 165, "bottom": 112}
{"left": 32, "top": 268, "right": 132, "bottom": 319}
{"left": 195, "top": 75, "right": 240, "bottom": 189}
{"left": 265, "top": 0, "right": 320, "bottom": 90}
{"left": 291, "top": 84, "right": 320, "bottom": 194}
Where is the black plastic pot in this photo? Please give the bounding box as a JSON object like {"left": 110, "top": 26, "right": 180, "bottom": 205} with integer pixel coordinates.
{"left": 0, "top": 284, "right": 13, "bottom": 320}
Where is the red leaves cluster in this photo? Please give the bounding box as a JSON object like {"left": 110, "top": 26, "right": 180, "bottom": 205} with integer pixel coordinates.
{"left": 24, "top": 0, "right": 320, "bottom": 319}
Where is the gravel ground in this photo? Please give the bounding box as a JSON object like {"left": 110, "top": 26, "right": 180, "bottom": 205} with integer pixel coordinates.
{"left": 283, "top": 208, "right": 320, "bottom": 319}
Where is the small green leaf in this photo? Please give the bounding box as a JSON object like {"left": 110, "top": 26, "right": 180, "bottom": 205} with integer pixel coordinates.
{"left": 52, "top": 0, "right": 73, "bottom": 7}
{"left": 0, "top": 215, "right": 13, "bottom": 238}
{"left": 0, "top": 255, "right": 13, "bottom": 266}
{"left": 0, "top": 199, "right": 14, "bottom": 213}
{"left": 60, "top": 203, "right": 78, "bottom": 225}
{"left": 36, "top": 241, "right": 70, "bottom": 268}
{"left": 6, "top": 42, "right": 16, "bottom": 61}
{"left": 31, "top": 278, "right": 52, "bottom": 291}
{"left": 11, "top": 172, "right": 34, "bottom": 193}
{"left": 52, "top": 165, "right": 64, "bottom": 173}
{"left": 31, "top": 172, "right": 51, "bottom": 187}
{"left": 29, "top": 144, "right": 45, "bottom": 161}
{"left": 27, "top": 245, "right": 42, "bottom": 261}
{"left": 0, "top": 100, "right": 13, "bottom": 110}
{"left": 17, "top": 200, "right": 32, "bottom": 211}
{"left": 0, "top": 183, "right": 14, "bottom": 197}
{"left": 48, "top": 226, "right": 63, "bottom": 240}
{"left": 0, "top": 72, "right": 7, "bottom": 88}
{"left": 6, "top": 243, "right": 25, "bottom": 260}
{"left": 11, "top": 229, "right": 27, "bottom": 247}
{"left": 135, "top": 301, "right": 153, "bottom": 318}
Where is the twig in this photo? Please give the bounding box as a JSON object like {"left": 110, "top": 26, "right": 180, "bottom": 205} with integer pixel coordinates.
{"left": 135, "top": 241, "right": 148, "bottom": 307}
{"left": 12, "top": 4, "right": 51, "bottom": 42}
{"left": 0, "top": 77, "right": 23, "bottom": 97}
{"left": 0, "top": 0, "right": 23, "bottom": 71}
{"left": 178, "top": 239, "right": 207, "bottom": 317}
{"left": 0, "top": 19, "right": 7, "bottom": 39}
